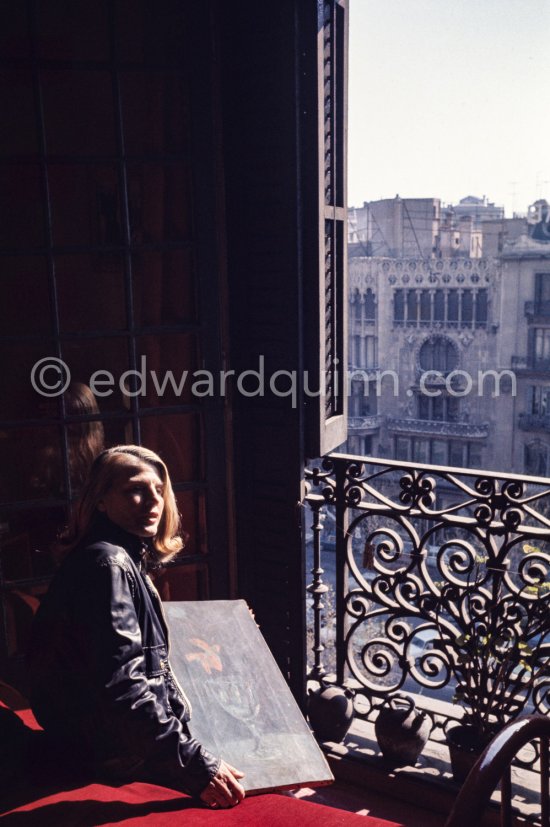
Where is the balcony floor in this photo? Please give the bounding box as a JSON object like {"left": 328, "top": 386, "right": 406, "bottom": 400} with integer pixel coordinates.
{"left": 291, "top": 782, "right": 444, "bottom": 825}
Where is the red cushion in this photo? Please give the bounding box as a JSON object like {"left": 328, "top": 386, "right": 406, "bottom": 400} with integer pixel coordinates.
{"left": 3, "top": 783, "right": 403, "bottom": 826}
{"left": 0, "top": 692, "right": 402, "bottom": 827}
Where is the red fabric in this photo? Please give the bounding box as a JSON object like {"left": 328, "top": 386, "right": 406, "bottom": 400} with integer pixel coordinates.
{"left": 3, "top": 784, "right": 402, "bottom": 826}
{"left": 12, "top": 706, "right": 42, "bottom": 731}
{"left": 0, "top": 692, "right": 402, "bottom": 826}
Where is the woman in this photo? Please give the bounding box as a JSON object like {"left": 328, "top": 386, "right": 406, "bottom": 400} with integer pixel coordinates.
{"left": 28, "top": 445, "right": 245, "bottom": 809}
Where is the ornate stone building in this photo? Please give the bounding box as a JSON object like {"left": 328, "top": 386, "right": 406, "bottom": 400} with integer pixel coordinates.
{"left": 347, "top": 199, "right": 550, "bottom": 476}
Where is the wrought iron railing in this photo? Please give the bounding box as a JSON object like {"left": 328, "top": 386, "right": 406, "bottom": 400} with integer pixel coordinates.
{"left": 519, "top": 413, "right": 550, "bottom": 433}
{"left": 512, "top": 355, "right": 550, "bottom": 372}
{"left": 305, "top": 453, "right": 550, "bottom": 763}
{"left": 525, "top": 300, "right": 550, "bottom": 319}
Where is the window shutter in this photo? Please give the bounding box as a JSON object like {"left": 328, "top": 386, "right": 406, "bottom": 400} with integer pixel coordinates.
{"left": 304, "top": 0, "right": 348, "bottom": 458}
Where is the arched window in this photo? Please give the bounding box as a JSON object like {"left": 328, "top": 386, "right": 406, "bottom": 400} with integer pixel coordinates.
{"left": 394, "top": 289, "right": 404, "bottom": 322}
{"left": 419, "top": 336, "right": 458, "bottom": 373}
{"left": 524, "top": 441, "right": 549, "bottom": 477}
{"left": 364, "top": 288, "right": 376, "bottom": 321}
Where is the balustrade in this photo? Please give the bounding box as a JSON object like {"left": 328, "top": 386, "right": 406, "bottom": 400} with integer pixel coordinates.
{"left": 305, "top": 453, "right": 550, "bottom": 774}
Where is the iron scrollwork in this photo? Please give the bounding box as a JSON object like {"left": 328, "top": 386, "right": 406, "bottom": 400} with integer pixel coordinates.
{"left": 305, "top": 454, "right": 550, "bottom": 757}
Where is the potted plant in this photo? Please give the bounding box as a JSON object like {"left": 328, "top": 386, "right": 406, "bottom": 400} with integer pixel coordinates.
{"left": 430, "top": 547, "right": 550, "bottom": 782}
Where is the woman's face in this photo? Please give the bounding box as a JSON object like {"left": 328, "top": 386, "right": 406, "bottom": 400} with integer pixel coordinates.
{"left": 98, "top": 461, "right": 165, "bottom": 538}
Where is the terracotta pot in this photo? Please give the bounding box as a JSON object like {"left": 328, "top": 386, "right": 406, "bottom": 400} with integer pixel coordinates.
{"left": 307, "top": 683, "right": 354, "bottom": 743}
{"left": 447, "top": 724, "right": 489, "bottom": 783}
{"left": 374, "top": 694, "right": 432, "bottom": 767}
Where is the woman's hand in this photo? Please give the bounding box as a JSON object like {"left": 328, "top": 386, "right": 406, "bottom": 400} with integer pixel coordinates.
{"left": 199, "top": 760, "right": 245, "bottom": 808}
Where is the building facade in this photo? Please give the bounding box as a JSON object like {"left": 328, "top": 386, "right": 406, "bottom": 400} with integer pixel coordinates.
{"left": 347, "top": 198, "right": 550, "bottom": 477}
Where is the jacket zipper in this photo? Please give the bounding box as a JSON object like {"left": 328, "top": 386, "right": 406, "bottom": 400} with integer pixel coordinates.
{"left": 144, "top": 570, "right": 193, "bottom": 717}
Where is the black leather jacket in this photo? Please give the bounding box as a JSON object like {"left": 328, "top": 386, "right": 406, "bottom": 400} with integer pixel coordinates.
{"left": 28, "top": 516, "right": 220, "bottom": 796}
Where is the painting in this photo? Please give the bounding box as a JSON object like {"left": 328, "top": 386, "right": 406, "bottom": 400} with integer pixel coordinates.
{"left": 164, "top": 600, "right": 334, "bottom": 794}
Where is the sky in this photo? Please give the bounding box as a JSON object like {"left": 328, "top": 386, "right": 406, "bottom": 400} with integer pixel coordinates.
{"left": 348, "top": 0, "right": 550, "bottom": 216}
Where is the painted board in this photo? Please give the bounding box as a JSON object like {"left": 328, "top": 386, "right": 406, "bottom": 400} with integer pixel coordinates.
{"left": 164, "top": 599, "right": 334, "bottom": 794}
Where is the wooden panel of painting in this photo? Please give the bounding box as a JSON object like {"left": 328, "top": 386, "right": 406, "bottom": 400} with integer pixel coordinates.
{"left": 164, "top": 600, "right": 334, "bottom": 793}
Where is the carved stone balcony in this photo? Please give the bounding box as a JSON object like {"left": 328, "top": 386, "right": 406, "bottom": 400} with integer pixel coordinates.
{"left": 348, "top": 365, "right": 380, "bottom": 381}
{"left": 519, "top": 412, "right": 550, "bottom": 432}
{"left": 348, "top": 415, "right": 383, "bottom": 434}
{"left": 387, "top": 416, "right": 489, "bottom": 439}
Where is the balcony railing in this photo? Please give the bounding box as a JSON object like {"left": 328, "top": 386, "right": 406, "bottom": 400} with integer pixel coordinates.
{"left": 512, "top": 355, "right": 550, "bottom": 372}
{"left": 393, "top": 319, "right": 489, "bottom": 330}
{"left": 387, "top": 416, "right": 489, "bottom": 439}
{"left": 519, "top": 412, "right": 550, "bottom": 433}
{"left": 348, "top": 415, "right": 383, "bottom": 433}
{"left": 525, "top": 300, "right": 550, "bottom": 319}
{"left": 305, "top": 453, "right": 550, "bottom": 771}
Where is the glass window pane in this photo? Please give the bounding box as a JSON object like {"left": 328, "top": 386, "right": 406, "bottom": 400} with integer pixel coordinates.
{"left": 61, "top": 338, "right": 131, "bottom": 414}
{"left": 536, "top": 273, "right": 550, "bottom": 305}
{"left": 42, "top": 70, "right": 116, "bottom": 157}
{"left": 101, "top": 417, "right": 135, "bottom": 452}
{"left": 395, "top": 438, "right": 409, "bottom": 461}
{"left": 1, "top": 506, "right": 65, "bottom": 581}
{"left": 168, "top": 490, "right": 207, "bottom": 558}
{"left": 115, "top": 0, "right": 187, "bottom": 65}
{"left": 127, "top": 163, "right": 193, "bottom": 243}
{"left": 136, "top": 334, "right": 198, "bottom": 407}
{"left": 121, "top": 71, "right": 191, "bottom": 156}
{"left": 0, "top": 257, "right": 51, "bottom": 336}
{"left": 0, "top": 164, "right": 44, "bottom": 249}
{"left": 37, "top": 0, "right": 109, "bottom": 62}
{"left": 132, "top": 249, "right": 196, "bottom": 327}
{"left": 140, "top": 413, "right": 203, "bottom": 484}
{"left": 420, "top": 291, "right": 431, "bottom": 321}
{"left": 434, "top": 290, "right": 445, "bottom": 321}
{"left": 394, "top": 289, "right": 404, "bottom": 321}
{"left": 0, "top": 341, "right": 57, "bottom": 420}
{"left": 462, "top": 289, "right": 473, "bottom": 322}
{"left": 447, "top": 395, "right": 460, "bottom": 421}
{"left": 432, "top": 395, "right": 444, "bottom": 420}
{"left": 0, "top": 2, "right": 29, "bottom": 59}
{"left": 355, "top": 335, "right": 363, "bottom": 366}
{"left": 413, "top": 439, "right": 429, "bottom": 463}
{"left": 0, "top": 67, "right": 37, "bottom": 156}
{"left": 406, "top": 291, "right": 417, "bottom": 322}
{"left": 449, "top": 441, "right": 464, "bottom": 467}
{"left": 448, "top": 290, "right": 459, "bottom": 321}
{"left": 56, "top": 255, "right": 126, "bottom": 332}
{"left": 49, "top": 165, "right": 120, "bottom": 248}
{"left": 365, "top": 335, "right": 376, "bottom": 368}
{"left": 476, "top": 289, "right": 488, "bottom": 323}
{"left": 364, "top": 289, "right": 376, "bottom": 320}
{"left": 468, "top": 443, "right": 483, "bottom": 469}
{"left": 535, "top": 329, "right": 543, "bottom": 361}
{"left": 431, "top": 440, "right": 447, "bottom": 465}
{"left": 0, "top": 426, "right": 63, "bottom": 501}
{"left": 418, "top": 394, "right": 429, "bottom": 419}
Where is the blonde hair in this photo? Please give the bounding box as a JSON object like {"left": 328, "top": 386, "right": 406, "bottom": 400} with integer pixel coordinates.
{"left": 59, "top": 445, "right": 183, "bottom": 559}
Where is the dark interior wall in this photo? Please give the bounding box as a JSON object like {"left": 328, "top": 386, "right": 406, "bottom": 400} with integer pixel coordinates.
{"left": 218, "top": 1, "right": 309, "bottom": 703}
{"left": 0, "top": 0, "right": 233, "bottom": 683}
{"left": 0, "top": 0, "right": 315, "bottom": 700}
